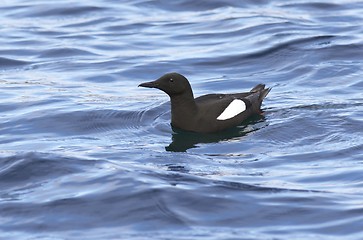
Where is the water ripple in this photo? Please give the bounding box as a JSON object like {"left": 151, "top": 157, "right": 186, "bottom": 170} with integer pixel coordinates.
{"left": 38, "top": 47, "right": 99, "bottom": 59}
{"left": 0, "top": 57, "right": 30, "bottom": 68}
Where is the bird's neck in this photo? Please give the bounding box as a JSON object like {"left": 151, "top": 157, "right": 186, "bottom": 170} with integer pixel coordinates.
{"left": 170, "top": 92, "right": 197, "bottom": 127}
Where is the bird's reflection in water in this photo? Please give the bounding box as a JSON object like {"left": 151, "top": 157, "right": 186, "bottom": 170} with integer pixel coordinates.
{"left": 166, "top": 115, "right": 266, "bottom": 152}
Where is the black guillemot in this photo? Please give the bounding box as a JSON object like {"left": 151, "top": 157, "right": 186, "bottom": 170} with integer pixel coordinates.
{"left": 139, "top": 72, "right": 270, "bottom": 133}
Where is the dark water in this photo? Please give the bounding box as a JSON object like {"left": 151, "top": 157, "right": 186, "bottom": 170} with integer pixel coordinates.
{"left": 1, "top": 0, "right": 363, "bottom": 239}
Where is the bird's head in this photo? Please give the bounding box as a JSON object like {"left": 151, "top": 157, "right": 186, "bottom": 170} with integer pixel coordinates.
{"left": 139, "top": 72, "right": 192, "bottom": 97}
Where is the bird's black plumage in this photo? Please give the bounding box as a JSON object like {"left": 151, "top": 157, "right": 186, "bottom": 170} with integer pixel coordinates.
{"left": 139, "top": 73, "right": 270, "bottom": 133}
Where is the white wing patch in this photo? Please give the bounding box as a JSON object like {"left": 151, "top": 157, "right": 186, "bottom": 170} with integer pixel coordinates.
{"left": 217, "top": 99, "right": 246, "bottom": 121}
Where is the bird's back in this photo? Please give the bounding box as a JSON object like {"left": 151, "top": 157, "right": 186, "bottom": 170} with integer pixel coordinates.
{"left": 189, "top": 84, "right": 270, "bottom": 133}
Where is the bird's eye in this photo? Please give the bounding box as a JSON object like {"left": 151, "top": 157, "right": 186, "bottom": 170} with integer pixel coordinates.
{"left": 169, "top": 78, "right": 174, "bottom": 82}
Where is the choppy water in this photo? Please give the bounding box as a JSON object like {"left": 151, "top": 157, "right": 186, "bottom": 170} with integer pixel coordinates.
{"left": 1, "top": 0, "right": 363, "bottom": 239}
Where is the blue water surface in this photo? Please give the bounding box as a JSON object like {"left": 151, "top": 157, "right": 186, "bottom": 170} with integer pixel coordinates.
{"left": 1, "top": 0, "right": 363, "bottom": 239}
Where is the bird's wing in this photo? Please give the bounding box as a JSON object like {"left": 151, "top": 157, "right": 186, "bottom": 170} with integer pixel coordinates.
{"left": 195, "top": 94, "right": 252, "bottom": 120}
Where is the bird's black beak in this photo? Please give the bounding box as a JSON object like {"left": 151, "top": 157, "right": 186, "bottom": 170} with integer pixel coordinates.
{"left": 138, "top": 80, "right": 159, "bottom": 88}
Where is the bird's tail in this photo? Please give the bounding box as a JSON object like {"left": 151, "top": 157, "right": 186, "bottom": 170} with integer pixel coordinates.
{"left": 250, "top": 84, "right": 271, "bottom": 101}
{"left": 249, "top": 84, "right": 271, "bottom": 113}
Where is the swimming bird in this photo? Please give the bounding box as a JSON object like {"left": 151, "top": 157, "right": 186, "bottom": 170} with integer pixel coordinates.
{"left": 139, "top": 73, "right": 270, "bottom": 133}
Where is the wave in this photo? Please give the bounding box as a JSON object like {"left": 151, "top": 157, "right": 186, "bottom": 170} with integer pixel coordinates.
{"left": 0, "top": 57, "right": 30, "bottom": 68}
